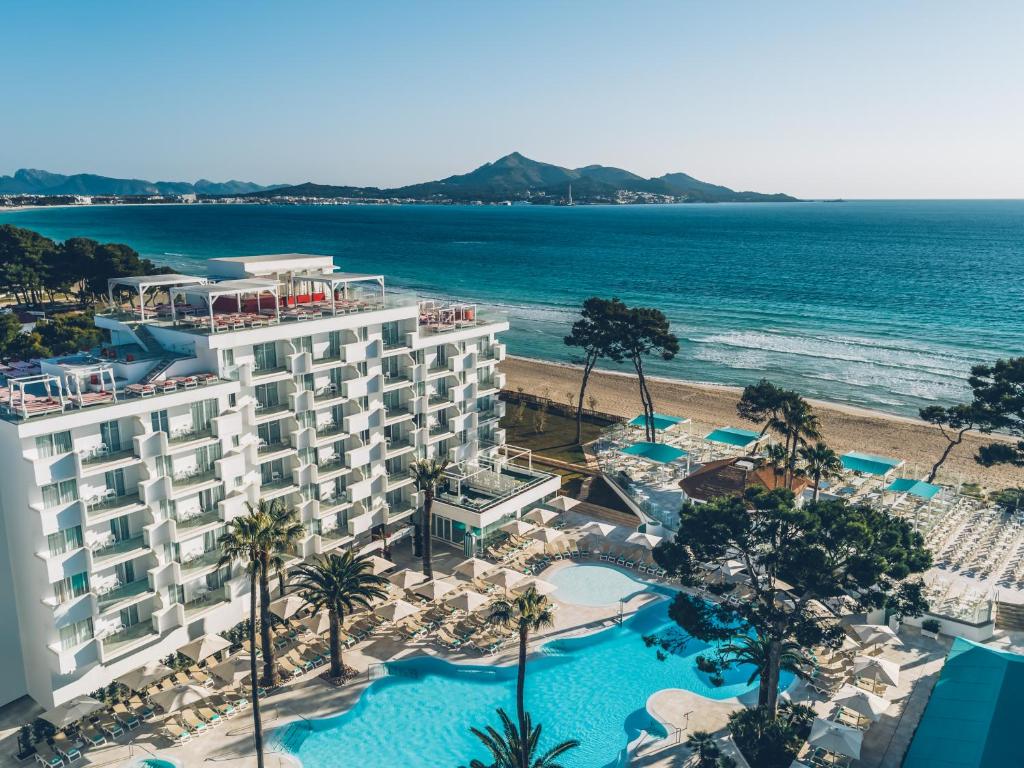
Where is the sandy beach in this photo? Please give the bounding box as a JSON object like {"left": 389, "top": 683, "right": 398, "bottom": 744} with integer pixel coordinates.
{"left": 499, "top": 356, "right": 1023, "bottom": 491}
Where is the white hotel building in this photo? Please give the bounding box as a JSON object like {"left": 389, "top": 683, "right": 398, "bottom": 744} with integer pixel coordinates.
{"left": 0, "top": 254, "right": 559, "bottom": 709}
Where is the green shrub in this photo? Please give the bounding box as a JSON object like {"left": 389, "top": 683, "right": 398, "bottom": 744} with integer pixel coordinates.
{"left": 921, "top": 618, "right": 941, "bottom": 634}
{"left": 728, "top": 702, "right": 814, "bottom": 768}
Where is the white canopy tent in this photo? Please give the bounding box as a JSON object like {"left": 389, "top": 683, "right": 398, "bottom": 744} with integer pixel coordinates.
{"left": 172, "top": 278, "right": 281, "bottom": 329}
{"left": 288, "top": 270, "right": 386, "bottom": 311}
{"left": 107, "top": 274, "right": 208, "bottom": 321}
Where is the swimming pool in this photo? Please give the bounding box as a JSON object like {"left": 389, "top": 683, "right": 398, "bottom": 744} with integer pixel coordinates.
{"left": 274, "top": 595, "right": 793, "bottom": 768}
{"left": 547, "top": 563, "right": 650, "bottom": 606}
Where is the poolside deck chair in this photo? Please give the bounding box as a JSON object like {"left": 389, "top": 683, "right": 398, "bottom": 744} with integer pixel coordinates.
{"left": 277, "top": 657, "right": 303, "bottom": 679}
{"left": 180, "top": 709, "right": 208, "bottom": 733}
{"left": 128, "top": 695, "right": 156, "bottom": 721}
{"left": 197, "top": 707, "right": 222, "bottom": 726}
{"left": 52, "top": 732, "right": 83, "bottom": 763}
{"left": 34, "top": 745, "right": 64, "bottom": 767}
{"left": 163, "top": 720, "right": 191, "bottom": 744}
{"left": 98, "top": 719, "right": 124, "bottom": 739}
{"left": 82, "top": 724, "right": 106, "bottom": 747}
{"left": 112, "top": 702, "right": 141, "bottom": 730}
{"left": 208, "top": 694, "right": 237, "bottom": 718}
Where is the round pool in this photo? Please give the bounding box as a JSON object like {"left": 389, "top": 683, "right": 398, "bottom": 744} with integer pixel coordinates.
{"left": 547, "top": 563, "right": 649, "bottom": 606}
{"left": 127, "top": 759, "right": 179, "bottom": 768}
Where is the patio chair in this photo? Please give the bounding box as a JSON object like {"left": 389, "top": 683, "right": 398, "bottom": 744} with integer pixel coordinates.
{"left": 34, "top": 745, "right": 64, "bottom": 767}
{"left": 163, "top": 720, "right": 191, "bottom": 744}
{"left": 52, "top": 732, "right": 83, "bottom": 763}
{"left": 196, "top": 707, "right": 222, "bottom": 726}
{"left": 98, "top": 719, "right": 124, "bottom": 739}
{"left": 180, "top": 710, "right": 208, "bottom": 733}
{"left": 112, "top": 702, "right": 141, "bottom": 730}
{"left": 82, "top": 724, "right": 106, "bottom": 747}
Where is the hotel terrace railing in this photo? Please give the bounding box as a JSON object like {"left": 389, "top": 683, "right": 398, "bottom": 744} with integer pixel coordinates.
{"left": 95, "top": 578, "right": 152, "bottom": 611}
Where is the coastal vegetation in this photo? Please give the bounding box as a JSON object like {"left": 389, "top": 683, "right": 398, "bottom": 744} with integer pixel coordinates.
{"left": 290, "top": 551, "right": 390, "bottom": 681}
{"left": 920, "top": 357, "right": 1024, "bottom": 477}
{"left": 409, "top": 458, "right": 450, "bottom": 578}
{"left": 564, "top": 297, "right": 623, "bottom": 443}
{"left": 486, "top": 586, "right": 556, "bottom": 768}
{"left": 461, "top": 708, "right": 579, "bottom": 768}
{"left": 651, "top": 488, "right": 931, "bottom": 719}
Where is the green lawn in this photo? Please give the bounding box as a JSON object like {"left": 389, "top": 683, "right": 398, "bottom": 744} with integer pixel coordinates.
{"left": 499, "top": 402, "right": 610, "bottom": 465}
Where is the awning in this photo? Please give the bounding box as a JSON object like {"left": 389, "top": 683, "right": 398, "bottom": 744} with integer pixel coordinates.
{"left": 886, "top": 478, "right": 942, "bottom": 499}
{"left": 620, "top": 441, "right": 687, "bottom": 463}
{"left": 704, "top": 426, "right": 761, "bottom": 447}
{"left": 628, "top": 412, "right": 689, "bottom": 431}
{"left": 841, "top": 451, "right": 904, "bottom": 476}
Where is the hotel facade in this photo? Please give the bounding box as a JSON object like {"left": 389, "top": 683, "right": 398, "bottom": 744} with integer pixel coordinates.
{"left": 0, "top": 254, "right": 558, "bottom": 709}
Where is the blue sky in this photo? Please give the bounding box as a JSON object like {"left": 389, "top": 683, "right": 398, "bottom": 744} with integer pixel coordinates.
{"left": 2, "top": 1, "right": 1022, "bottom": 198}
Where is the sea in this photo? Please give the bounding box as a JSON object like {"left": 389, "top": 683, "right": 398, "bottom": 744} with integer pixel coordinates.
{"left": 2, "top": 200, "right": 1022, "bottom": 418}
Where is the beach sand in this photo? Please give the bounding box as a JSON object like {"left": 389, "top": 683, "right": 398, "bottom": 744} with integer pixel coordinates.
{"left": 499, "top": 356, "right": 1023, "bottom": 491}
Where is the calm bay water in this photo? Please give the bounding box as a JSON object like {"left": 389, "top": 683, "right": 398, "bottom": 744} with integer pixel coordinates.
{"left": 2, "top": 200, "right": 1022, "bottom": 417}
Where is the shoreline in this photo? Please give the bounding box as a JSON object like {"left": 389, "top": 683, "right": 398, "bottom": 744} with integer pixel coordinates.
{"left": 498, "top": 355, "right": 1020, "bottom": 490}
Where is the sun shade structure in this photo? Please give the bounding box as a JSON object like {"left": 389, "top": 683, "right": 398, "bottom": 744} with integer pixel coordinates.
{"left": 374, "top": 599, "right": 420, "bottom": 623}
{"left": 41, "top": 696, "right": 103, "bottom": 728}
{"left": 886, "top": 478, "right": 942, "bottom": 499}
{"left": 413, "top": 578, "right": 458, "bottom": 601}
{"left": 268, "top": 593, "right": 306, "bottom": 620}
{"left": 628, "top": 412, "right": 690, "bottom": 431}
{"left": 107, "top": 274, "right": 209, "bottom": 321}
{"left": 453, "top": 558, "right": 493, "bottom": 579}
{"left": 116, "top": 660, "right": 174, "bottom": 692}
{"left": 546, "top": 496, "right": 580, "bottom": 512}
{"left": 287, "top": 270, "right": 386, "bottom": 311}
{"left": 527, "top": 527, "right": 564, "bottom": 544}
{"left": 178, "top": 633, "right": 231, "bottom": 662}
{"left": 841, "top": 451, "right": 904, "bottom": 476}
{"left": 522, "top": 507, "right": 561, "bottom": 526}
{"left": 853, "top": 655, "right": 901, "bottom": 687}
{"left": 446, "top": 590, "right": 490, "bottom": 612}
{"left": 388, "top": 569, "right": 428, "bottom": 589}
{"left": 808, "top": 717, "right": 863, "bottom": 759}
{"left": 625, "top": 531, "right": 663, "bottom": 549}
{"left": 484, "top": 568, "right": 526, "bottom": 590}
{"left": 904, "top": 638, "right": 1024, "bottom": 768}
{"left": 580, "top": 522, "right": 618, "bottom": 538}
{"left": 367, "top": 555, "right": 397, "bottom": 575}
{"left": 832, "top": 684, "right": 891, "bottom": 721}
{"left": 301, "top": 612, "right": 331, "bottom": 636}
{"left": 515, "top": 578, "right": 558, "bottom": 596}
{"left": 499, "top": 519, "right": 536, "bottom": 536}
{"left": 209, "top": 655, "right": 254, "bottom": 686}
{"left": 620, "top": 441, "right": 687, "bottom": 463}
{"left": 151, "top": 684, "right": 212, "bottom": 713}
{"left": 849, "top": 624, "right": 903, "bottom": 649}
{"left": 173, "top": 278, "right": 282, "bottom": 329}
{"left": 703, "top": 426, "right": 761, "bottom": 448}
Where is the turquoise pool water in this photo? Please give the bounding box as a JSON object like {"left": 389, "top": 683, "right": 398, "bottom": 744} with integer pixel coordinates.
{"left": 547, "top": 563, "right": 650, "bottom": 606}
{"left": 275, "top": 593, "right": 793, "bottom": 767}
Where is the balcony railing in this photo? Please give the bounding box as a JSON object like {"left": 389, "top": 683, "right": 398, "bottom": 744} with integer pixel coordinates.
{"left": 257, "top": 439, "right": 291, "bottom": 455}
{"left": 174, "top": 508, "right": 221, "bottom": 530}
{"left": 87, "top": 491, "right": 142, "bottom": 516}
{"left": 82, "top": 446, "right": 135, "bottom": 467}
{"left": 254, "top": 402, "right": 290, "bottom": 418}
{"left": 177, "top": 549, "right": 221, "bottom": 576}
{"left": 252, "top": 363, "right": 288, "bottom": 377}
{"left": 95, "top": 579, "right": 152, "bottom": 611}
{"left": 183, "top": 586, "right": 229, "bottom": 616}
{"left": 171, "top": 468, "right": 218, "bottom": 488}
{"left": 101, "top": 622, "right": 157, "bottom": 654}
{"left": 92, "top": 535, "right": 147, "bottom": 564}
{"left": 168, "top": 426, "right": 214, "bottom": 445}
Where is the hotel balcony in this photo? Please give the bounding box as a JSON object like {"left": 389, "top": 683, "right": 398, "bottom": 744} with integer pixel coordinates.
{"left": 314, "top": 420, "right": 347, "bottom": 441}
{"left": 254, "top": 401, "right": 292, "bottom": 422}
{"left": 177, "top": 549, "right": 222, "bottom": 579}
{"left": 173, "top": 508, "right": 222, "bottom": 536}
{"left": 183, "top": 585, "right": 230, "bottom": 618}
{"left": 77, "top": 446, "right": 140, "bottom": 476}
{"left": 94, "top": 578, "right": 153, "bottom": 613}
{"left": 85, "top": 491, "right": 145, "bottom": 523}
{"left": 100, "top": 621, "right": 159, "bottom": 661}
{"left": 166, "top": 425, "right": 217, "bottom": 451}
{"left": 383, "top": 402, "right": 415, "bottom": 425}
{"left": 171, "top": 467, "right": 219, "bottom": 491}
{"left": 90, "top": 535, "right": 148, "bottom": 568}
{"left": 257, "top": 438, "right": 293, "bottom": 459}
{"left": 313, "top": 385, "right": 346, "bottom": 408}
{"left": 251, "top": 363, "right": 290, "bottom": 381}
{"left": 261, "top": 474, "right": 300, "bottom": 501}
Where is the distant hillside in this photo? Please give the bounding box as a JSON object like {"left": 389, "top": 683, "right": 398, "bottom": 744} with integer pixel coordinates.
{"left": 0, "top": 168, "right": 282, "bottom": 196}
{"left": 246, "top": 152, "right": 798, "bottom": 204}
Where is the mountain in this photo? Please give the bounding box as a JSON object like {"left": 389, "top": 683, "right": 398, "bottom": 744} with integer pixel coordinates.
{"left": 246, "top": 152, "right": 797, "bottom": 204}
{"left": 0, "top": 168, "right": 282, "bottom": 197}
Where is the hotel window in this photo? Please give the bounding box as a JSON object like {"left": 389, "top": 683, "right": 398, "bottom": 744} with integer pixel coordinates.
{"left": 41, "top": 479, "right": 78, "bottom": 509}
{"left": 254, "top": 382, "right": 280, "bottom": 409}
{"left": 253, "top": 342, "right": 278, "bottom": 372}
{"left": 104, "top": 468, "right": 127, "bottom": 497}
{"left": 327, "top": 331, "right": 341, "bottom": 358}
{"left": 191, "top": 399, "right": 217, "bottom": 432}
{"left": 154, "top": 455, "right": 172, "bottom": 478}
{"left": 53, "top": 572, "right": 90, "bottom": 604}
{"left": 382, "top": 322, "right": 402, "bottom": 349}
{"left": 151, "top": 409, "right": 169, "bottom": 434}
{"left": 296, "top": 336, "right": 313, "bottom": 354}
{"left": 36, "top": 431, "right": 72, "bottom": 458}
{"left": 59, "top": 618, "right": 94, "bottom": 651}
{"left": 222, "top": 348, "right": 235, "bottom": 367}
{"left": 47, "top": 525, "right": 83, "bottom": 557}
{"left": 99, "top": 420, "right": 122, "bottom": 452}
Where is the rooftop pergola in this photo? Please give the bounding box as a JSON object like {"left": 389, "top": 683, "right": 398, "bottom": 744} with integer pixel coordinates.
{"left": 63, "top": 364, "right": 117, "bottom": 408}
{"left": 107, "top": 274, "right": 208, "bottom": 321}
{"left": 172, "top": 278, "right": 281, "bottom": 330}
{"left": 288, "top": 271, "right": 386, "bottom": 312}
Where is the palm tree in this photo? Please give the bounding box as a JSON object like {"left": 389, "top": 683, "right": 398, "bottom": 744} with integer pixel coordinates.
{"left": 251, "top": 499, "right": 303, "bottom": 687}
{"left": 771, "top": 394, "right": 821, "bottom": 489}
{"left": 487, "top": 587, "right": 555, "bottom": 768}
{"left": 686, "top": 730, "right": 721, "bottom": 768}
{"left": 720, "top": 634, "right": 811, "bottom": 709}
{"left": 763, "top": 443, "right": 789, "bottom": 489}
{"left": 798, "top": 442, "right": 843, "bottom": 501}
{"left": 289, "top": 551, "right": 389, "bottom": 681}
{"left": 217, "top": 515, "right": 267, "bottom": 768}
{"left": 409, "top": 458, "right": 449, "bottom": 579}
{"left": 461, "top": 708, "right": 579, "bottom": 768}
